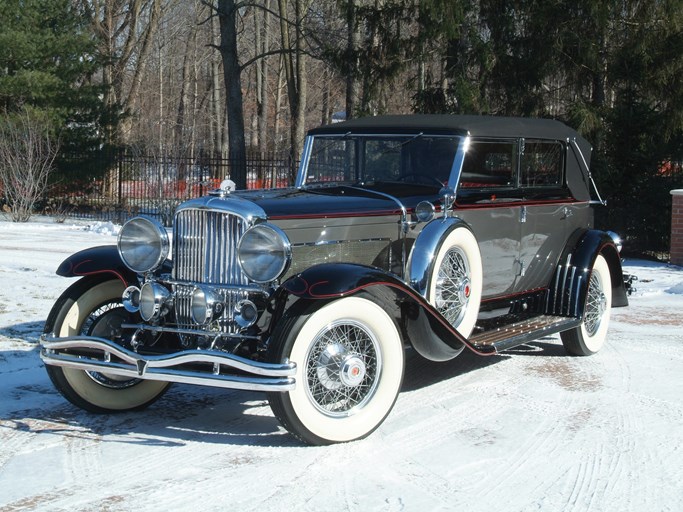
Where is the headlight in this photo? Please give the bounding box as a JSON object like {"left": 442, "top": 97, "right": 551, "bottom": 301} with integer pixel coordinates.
{"left": 238, "top": 224, "right": 291, "bottom": 283}
{"left": 118, "top": 217, "right": 169, "bottom": 273}
{"left": 139, "top": 281, "right": 171, "bottom": 322}
{"left": 191, "top": 286, "right": 222, "bottom": 325}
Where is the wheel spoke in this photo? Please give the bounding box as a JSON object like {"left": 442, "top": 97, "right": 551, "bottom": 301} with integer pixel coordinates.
{"left": 584, "top": 272, "right": 606, "bottom": 336}
{"left": 435, "top": 247, "right": 470, "bottom": 327}
{"left": 305, "top": 320, "right": 381, "bottom": 416}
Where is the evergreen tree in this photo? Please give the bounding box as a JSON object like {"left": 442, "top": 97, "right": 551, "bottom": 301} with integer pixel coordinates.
{"left": 0, "top": 0, "right": 105, "bottom": 150}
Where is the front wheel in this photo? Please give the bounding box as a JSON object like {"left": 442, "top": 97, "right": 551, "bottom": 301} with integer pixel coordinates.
{"left": 561, "top": 254, "right": 613, "bottom": 356}
{"left": 44, "top": 277, "right": 170, "bottom": 413}
{"left": 267, "top": 295, "right": 404, "bottom": 445}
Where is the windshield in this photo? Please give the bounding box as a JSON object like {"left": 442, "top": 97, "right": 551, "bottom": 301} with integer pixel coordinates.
{"left": 301, "top": 135, "right": 460, "bottom": 187}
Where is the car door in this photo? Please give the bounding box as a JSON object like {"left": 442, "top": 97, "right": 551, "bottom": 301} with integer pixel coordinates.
{"left": 455, "top": 138, "right": 522, "bottom": 299}
{"left": 516, "top": 139, "right": 575, "bottom": 292}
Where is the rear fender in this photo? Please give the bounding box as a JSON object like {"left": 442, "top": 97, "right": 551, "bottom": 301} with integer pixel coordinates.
{"left": 278, "top": 263, "right": 491, "bottom": 361}
{"left": 56, "top": 245, "right": 140, "bottom": 286}
{"left": 548, "top": 230, "right": 628, "bottom": 318}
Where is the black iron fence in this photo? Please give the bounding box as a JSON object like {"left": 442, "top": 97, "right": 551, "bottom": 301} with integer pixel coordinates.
{"left": 50, "top": 148, "right": 297, "bottom": 225}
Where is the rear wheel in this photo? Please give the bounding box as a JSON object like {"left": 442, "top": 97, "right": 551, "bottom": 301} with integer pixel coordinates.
{"left": 44, "top": 277, "right": 170, "bottom": 413}
{"left": 561, "top": 254, "right": 612, "bottom": 356}
{"left": 267, "top": 295, "right": 404, "bottom": 445}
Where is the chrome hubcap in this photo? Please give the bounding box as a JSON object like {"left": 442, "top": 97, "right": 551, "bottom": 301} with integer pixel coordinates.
{"left": 306, "top": 320, "right": 380, "bottom": 416}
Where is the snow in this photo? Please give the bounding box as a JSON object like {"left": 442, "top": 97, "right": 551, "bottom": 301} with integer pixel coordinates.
{"left": 1, "top": 216, "right": 682, "bottom": 511}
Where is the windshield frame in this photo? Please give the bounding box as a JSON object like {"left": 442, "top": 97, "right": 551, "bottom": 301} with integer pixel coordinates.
{"left": 295, "top": 133, "right": 465, "bottom": 189}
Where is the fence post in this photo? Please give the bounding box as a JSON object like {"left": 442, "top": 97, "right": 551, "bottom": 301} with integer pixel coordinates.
{"left": 118, "top": 147, "right": 123, "bottom": 207}
{"left": 671, "top": 190, "right": 683, "bottom": 266}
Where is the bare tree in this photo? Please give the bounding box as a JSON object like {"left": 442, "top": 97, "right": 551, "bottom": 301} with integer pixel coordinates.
{"left": 0, "top": 108, "right": 60, "bottom": 222}
{"left": 82, "top": 0, "right": 163, "bottom": 144}
{"left": 279, "top": 0, "right": 308, "bottom": 174}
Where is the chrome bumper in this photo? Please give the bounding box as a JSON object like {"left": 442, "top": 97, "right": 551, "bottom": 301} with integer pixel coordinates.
{"left": 40, "top": 335, "right": 296, "bottom": 392}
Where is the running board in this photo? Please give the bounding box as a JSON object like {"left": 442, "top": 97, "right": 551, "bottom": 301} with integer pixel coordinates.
{"left": 469, "top": 315, "right": 581, "bottom": 354}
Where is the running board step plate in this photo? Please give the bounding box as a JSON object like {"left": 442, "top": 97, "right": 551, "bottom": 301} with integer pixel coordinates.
{"left": 470, "top": 315, "right": 581, "bottom": 353}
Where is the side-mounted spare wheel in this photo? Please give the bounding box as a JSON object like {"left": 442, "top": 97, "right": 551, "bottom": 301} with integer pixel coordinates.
{"left": 267, "top": 294, "right": 404, "bottom": 445}
{"left": 561, "top": 254, "right": 613, "bottom": 356}
{"left": 426, "top": 227, "right": 483, "bottom": 338}
{"left": 44, "top": 277, "right": 170, "bottom": 413}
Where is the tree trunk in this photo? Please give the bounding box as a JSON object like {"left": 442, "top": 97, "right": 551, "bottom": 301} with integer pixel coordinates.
{"left": 345, "top": 0, "right": 361, "bottom": 120}
{"left": 218, "top": 0, "right": 247, "bottom": 189}
{"left": 278, "top": 0, "right": 307, "bottom": 176}
{"left": 255, "top": 0, "right": 271, "bottom": 150}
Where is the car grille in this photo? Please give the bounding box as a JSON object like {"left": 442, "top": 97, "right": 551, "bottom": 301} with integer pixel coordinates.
{"left": 172, "top": 208, "right": 250, "bottom": 333}
{"left": 173, "top": 208, "right": 249, "bottom": 285}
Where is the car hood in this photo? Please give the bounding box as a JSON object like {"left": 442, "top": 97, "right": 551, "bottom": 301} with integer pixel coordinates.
{"left": 231, "top": 184, "right": 442, "bottom": 219}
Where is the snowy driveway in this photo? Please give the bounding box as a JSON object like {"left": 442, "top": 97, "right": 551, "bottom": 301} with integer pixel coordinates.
{"left": 1, "top": 219, "right": 682, "bottom": 511}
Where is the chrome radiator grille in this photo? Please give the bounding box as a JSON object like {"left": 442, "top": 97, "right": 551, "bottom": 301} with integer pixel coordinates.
{"left": 172, "top": 208, "right": 250, "bottom": 333}
{"left": 172, "top": 208, "right": 249, "bottom": 286}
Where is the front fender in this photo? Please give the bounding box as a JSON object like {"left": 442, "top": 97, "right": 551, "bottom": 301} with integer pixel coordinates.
{"left": 407, "top": 217, "right": 472, "bottom": 298}
{"left": 56, "top": 245, "right": 139, "bottom": 286}
{"left": 279, "top": 263, "right": 491, "bottom": 361}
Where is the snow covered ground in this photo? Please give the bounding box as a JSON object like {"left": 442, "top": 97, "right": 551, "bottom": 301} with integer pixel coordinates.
{"left": 1, "top": 217, "right": 682, "bottom": 512}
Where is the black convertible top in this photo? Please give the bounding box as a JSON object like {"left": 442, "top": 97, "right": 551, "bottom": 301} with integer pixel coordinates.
{"left": 308, "top": 114, "right": 595, "bottom": 201}
{"left": 309, "top": 114, "right": 583, "bottom": 142}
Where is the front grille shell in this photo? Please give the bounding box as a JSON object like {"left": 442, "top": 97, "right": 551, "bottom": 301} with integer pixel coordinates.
{"left": 172, "top": 208, "right": 254, "bottom": 335}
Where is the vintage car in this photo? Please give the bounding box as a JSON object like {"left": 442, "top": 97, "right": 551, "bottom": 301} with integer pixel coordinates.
{"left": 40, "top": 115, "right": 628, "bottom": 445}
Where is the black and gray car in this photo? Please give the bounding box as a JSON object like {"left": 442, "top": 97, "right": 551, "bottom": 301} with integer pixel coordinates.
{"left": 40, "top": 115, "right": 628, "bottom": 445}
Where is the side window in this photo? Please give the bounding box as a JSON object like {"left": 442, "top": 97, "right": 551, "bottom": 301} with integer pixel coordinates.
{"left": 521, "top": 140, "right": 564, "bottom": 187}
{"left": 459, "top": 139, "right": 517, "bottom": 189}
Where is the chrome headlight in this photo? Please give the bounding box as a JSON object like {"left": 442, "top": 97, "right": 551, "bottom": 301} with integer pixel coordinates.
{"left": 118, "top": 217, "right": 169, "bottom": 273}
{"left": 416, "top": 201, "right": 436, "bottom": 222}
{"left": 237, "top": 223, "right": 291, "bottom": 283}
{"left": 191, "top": 286, "right": 222, "bottom": 325}
{"left": 139, "top": 281, "right": 171, "bottom": 322}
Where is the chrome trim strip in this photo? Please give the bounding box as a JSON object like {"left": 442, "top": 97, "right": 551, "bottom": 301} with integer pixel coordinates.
{"left": 292, "top": 237, "right": 390, "bottom": 248}
{"left": 295, "top": 135, "right": 314, "bottom": 188}
{"left": 40, "top": 335, "right": 296, "bottom": 392}
{"left": 449, "top": 135, "right": 470, "bottom": 191}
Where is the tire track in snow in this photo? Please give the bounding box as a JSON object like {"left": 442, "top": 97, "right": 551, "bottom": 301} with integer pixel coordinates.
{"left": 0, "top": 424, "right": 37, "bottom": 472}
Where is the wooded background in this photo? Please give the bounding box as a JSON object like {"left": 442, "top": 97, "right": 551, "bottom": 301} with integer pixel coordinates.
{"left": 1, "top": 0, "right": 682, "bottom": 253}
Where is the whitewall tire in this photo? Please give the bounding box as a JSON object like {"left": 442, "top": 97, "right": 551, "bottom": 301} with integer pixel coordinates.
{"left": 45, "top": 277, "right": 170, "bottom": 412}
{"left": 561, "top": 254, "right": 613, "bottom": 356}
{"left": 268, "top": 295, "right": 404, "bottom": 445}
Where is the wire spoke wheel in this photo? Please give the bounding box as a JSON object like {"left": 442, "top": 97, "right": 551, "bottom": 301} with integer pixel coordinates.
{"left": 561, "top": 254, "right": 612, "bottom": 356}
{"left": 305, "top": 320, "right": 380, "bottom": 416}
{"left": 81, "top": 301, "right": 142, "bottom": 389}
{"left": 435, "top": 247, "right": 471, "bottom": 327}
{"left": 267, "top": 295, "right": 404, "bottom": 445}
{"left": 427, "top": 227, "right": 482, "bottom": 338}
{"left": 44, "top": 277, "right": 170, "bottom": 412}
{"left": 583, "top": 271, "right": 607, "bottom": 337}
